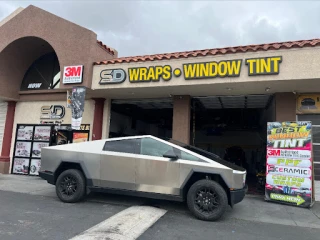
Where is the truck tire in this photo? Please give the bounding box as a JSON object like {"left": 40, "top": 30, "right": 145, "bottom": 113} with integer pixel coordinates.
{"left": 187, "top": 179, "right": 228, "bottom": 221}
{"left": 56, "top": 169, "right": 86, "bottom": 203}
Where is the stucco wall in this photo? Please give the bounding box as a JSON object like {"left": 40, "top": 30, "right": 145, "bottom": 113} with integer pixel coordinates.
{"left": 275, "top": 92, "right": 296, "bottom": 122}
{"left": 92, "top": 47, "right": 320, "bottom": 99}
{"left": 0, "top": 5, "right": 115, "bottom": 100}
{"left": 9, "top": 100, "right": 94, "bottom": 171}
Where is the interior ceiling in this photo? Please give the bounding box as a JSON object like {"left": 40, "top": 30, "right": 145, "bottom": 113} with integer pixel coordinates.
{"left": 112, "top": 94, "right": 271, "bottom": 110}
{"left": 113, "top": 98, "right": 172, "bottom": 109}
{"left": 195, "top": 94, "right": 271, "bottom": 109}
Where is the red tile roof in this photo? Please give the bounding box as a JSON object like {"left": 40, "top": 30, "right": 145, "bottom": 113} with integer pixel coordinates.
{"left": 97, "top": 40, "right": 115, "bottom": 56}
{"left": 94, "top": 38, "right": 320, "bottom": 65}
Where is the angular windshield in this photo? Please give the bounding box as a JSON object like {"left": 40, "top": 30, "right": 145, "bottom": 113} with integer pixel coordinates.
{"left": 166, "top": 138, "right": 246, "bottom": 171}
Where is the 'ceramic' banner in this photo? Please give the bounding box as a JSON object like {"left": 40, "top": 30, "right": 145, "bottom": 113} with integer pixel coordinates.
{"left": 265, "top": 121, "right": 313, "bottom": 208}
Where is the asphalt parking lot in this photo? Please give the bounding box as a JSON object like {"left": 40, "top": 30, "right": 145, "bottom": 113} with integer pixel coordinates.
{"left": 0, "top": 174, "right": 320, "bottom": 240}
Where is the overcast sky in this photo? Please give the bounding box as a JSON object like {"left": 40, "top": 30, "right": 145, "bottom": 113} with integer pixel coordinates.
{"left": 0, "top": 1, "right": 319, "bottom": 57}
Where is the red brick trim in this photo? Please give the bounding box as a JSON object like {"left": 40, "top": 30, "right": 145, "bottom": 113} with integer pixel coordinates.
{"left": 1, "top": 101, "right": 16, "bottom": 165}
{"left": 92, "top": 98, "right": 105, "bottom": 140}
{"left": 0, "top": 156, "right": 10, "bottom": 162}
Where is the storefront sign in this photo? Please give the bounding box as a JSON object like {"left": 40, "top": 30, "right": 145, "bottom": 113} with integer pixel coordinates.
{"left": 71, "top": 86, "right": 86, "bottom": 129}
{"left": 265, "top": 121, "right": 313, "bottom": 208}
{"left": 100, "top": 69, "right": 126, "bottom": 84}
{"left": 98, "top": 56, "right": 282, "bottom": 84}
{"left": 296, "top": 94, "right": 320, "bottom": 114}
{"left": 128, "top": 66, "right": 172, "bottom": 82}
{"left": 40, "top": 105, "right": 65, "bottom": 119}
{"left": 63, "top": 65, "right": 84, "bottom": 84}
{"left": 245, "top": 57, "right": 282, "bottom": 76}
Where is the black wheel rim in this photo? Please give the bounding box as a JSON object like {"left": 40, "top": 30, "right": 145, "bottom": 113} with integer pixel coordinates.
{"left": 194, "top": 187, "right": 220, "bottom": 214}
{"left": 59, "top": 175, "right": 78, "bottom": 196}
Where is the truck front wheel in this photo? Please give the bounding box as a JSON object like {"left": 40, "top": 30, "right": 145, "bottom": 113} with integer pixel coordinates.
{"left": 187, "top": 179, "right": 228, "bottom": 221}
{"left": 56, "top": 169, "right": 86, "bottom": 203}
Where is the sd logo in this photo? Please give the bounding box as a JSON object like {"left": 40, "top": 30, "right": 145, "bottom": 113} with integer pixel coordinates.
{"left": 99, "top": 69, "right": 126, "bottom": 84}
{"left": 40, "top": 105, "right": 65, "bottom": 119}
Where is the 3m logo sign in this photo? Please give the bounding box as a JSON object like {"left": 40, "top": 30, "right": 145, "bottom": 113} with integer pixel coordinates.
{"left": 267, "top": 149, "right": 281, "bottom": 156}
{"left": 63, "top": 65, "right": 83, "bottom": 84}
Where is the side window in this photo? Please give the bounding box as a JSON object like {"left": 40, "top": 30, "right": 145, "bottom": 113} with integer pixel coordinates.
{"left": 140, "top": 137, "right": 179, "bottom": 157}
{"left": 103, "top": 139, "right": 141, "bottom": 154}
{"left": 180, "top": 150, "right": 204, "bottom": 162}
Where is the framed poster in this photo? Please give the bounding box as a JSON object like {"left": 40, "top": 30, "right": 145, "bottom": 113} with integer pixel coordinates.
{"left": 32, "top": 142, "right": 49, "bottom": 158}
{"left": 12, "top": 158, "right": 30, "bottom": 174}
{"left": 12, "top": 124, "right": 53, "bottom": 176}
{"left": 17, "top": 126, "right": 34, "bottom": 140}
{"left": 265, "top": 121, "right": 313, "bottom": 208}
{"left": 15, "top": 141, "right": 32, "bottom": 157}
{"left": 29, "top": 159, "right": 41, "bottom": 176}
{"left": 34, "top": 126, "right": 51, "bottom": 141}
{"left": 57, "top": 130, "right": 69, "bottom": 145}
{"left": 73, "top": 132, "right": 89, "bottom": 143}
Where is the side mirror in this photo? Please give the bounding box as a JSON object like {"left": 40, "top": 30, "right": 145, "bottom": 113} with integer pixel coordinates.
{"left": 163, "top": 150, "right": 178, "bottom": 161}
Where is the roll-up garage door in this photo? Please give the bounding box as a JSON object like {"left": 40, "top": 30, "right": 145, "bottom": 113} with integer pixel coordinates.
{"left": 297, "top": 114, "right": 320, "bottom": 180}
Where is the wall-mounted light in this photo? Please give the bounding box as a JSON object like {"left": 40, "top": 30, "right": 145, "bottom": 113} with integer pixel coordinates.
{"left": 265, "top": 87, "right": 271, "bottom": 92}
{"left": 226, "top": 87, "right": 233, "bottom": 91}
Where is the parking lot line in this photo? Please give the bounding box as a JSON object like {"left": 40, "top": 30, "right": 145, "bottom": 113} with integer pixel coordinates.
{"left": 69, "top": 205, "right": 167, "bottom": 240}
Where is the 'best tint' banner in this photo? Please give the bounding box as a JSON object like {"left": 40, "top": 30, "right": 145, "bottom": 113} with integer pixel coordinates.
{"left": 265, "top": 121, "right": 313, "bottom": 207}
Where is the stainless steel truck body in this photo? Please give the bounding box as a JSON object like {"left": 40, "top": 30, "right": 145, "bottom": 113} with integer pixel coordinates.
{"left": 39, "top": 135, "right": 247, "bottom": 221}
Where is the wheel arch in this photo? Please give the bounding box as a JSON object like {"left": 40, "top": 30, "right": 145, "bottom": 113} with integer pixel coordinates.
{"left": 180, "top": 170, "right": 232, "bottom": 205}
{"left": 53, "top": 161, "right": 92, "bottom": 186}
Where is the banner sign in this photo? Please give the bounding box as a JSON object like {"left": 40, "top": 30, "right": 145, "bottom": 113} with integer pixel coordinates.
{"left": 99, "top": 56, "right": 282, "bottom": 84}
{"left": 265, "top": 121, "right": 313, "bottom": 207}
{"left": 67, "top": 90, "right": 72, "bottom": 108}
{"left": 71, "top": 86, "right": 86, "bottom": 130}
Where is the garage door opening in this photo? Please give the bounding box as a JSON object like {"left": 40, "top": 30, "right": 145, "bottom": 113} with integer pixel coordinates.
{"left": 109, "top": 98, "right": 173, "bottom": 139}
{"left": 191, "top": 94, "right": 275, "bottom": 195}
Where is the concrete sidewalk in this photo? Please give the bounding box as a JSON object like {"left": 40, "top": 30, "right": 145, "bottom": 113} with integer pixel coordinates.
{"left": 1, "top": 174, "right": 320, "bottom": 229}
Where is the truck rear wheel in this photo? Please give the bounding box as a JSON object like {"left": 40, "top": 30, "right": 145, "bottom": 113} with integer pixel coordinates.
{"left": 187, "top": 179, "right": 228, "bottom": 221}
{"left": 56, "top": 169, "right": 86, "bottom": 203}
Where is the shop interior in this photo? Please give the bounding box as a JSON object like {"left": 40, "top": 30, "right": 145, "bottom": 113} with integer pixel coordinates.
{"left": 109, "top": 94, "right": 275, "bottom": 195}
{"left": 109, "top": 98, "right": 173, "bottom": 138}
{"left": 192, "top": 94, "right": 275, "bottom": 194}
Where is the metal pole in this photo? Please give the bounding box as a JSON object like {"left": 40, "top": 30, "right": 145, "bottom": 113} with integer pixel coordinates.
{"left": 193, "top": 100, "right": 196, "bottom": 146}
